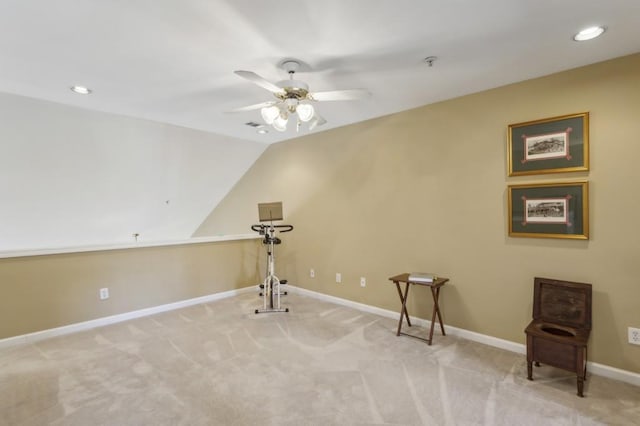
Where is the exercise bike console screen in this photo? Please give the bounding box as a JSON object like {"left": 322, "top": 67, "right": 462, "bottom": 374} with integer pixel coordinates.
{"left": 258, "top": 202, "right": 283, "bottom": 222}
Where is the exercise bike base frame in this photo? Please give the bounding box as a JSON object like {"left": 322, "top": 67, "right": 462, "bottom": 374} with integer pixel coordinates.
{"left": 255, "top": 308, "right": 289, "bottom": 314}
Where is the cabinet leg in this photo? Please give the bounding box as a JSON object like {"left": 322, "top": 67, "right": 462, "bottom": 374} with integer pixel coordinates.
{"left": 577, "top": 377, "right": 585, "bottom": 397}
{"left": 527, "top": 362, "right": 533, "bottom": 380}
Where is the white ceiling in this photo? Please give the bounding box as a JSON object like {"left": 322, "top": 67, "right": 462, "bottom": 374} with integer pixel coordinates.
{"left": 0, "top": 0, "right": 639, "bottom": 145}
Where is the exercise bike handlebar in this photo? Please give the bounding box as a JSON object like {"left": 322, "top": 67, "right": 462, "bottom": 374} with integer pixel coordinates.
{"left": 251, "top": 224, "right": 294, "bottom": 233}
{"left": 275, "top": 225, "right": 293, "bottom": 233}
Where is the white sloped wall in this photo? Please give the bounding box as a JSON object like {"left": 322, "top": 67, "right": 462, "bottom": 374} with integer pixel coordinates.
{"left": 0, "top": 91, "right": 266, "bottom": 251}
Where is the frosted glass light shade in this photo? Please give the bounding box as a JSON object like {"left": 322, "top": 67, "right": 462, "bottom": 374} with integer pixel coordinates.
{"left": 296, "top": 103, "right": 315, "bottom": 122}
{"left": 261, "top": 105, "right": 280, "bottom": 124}
{"left": 272, "top": 113, "right": 288, "bottom": 132}
{"left": 308, "top": 116, "right": 319, "bottom": 130}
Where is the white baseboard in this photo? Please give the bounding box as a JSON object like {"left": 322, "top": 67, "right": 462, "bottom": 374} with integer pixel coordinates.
{"left": 0, "top": 286, "right": 255, "bottom": 350}
{"left": 3, "top": 283, "right": 638, "bottom": 388}
{"left": 287, "top": 285, "right": 640, "bottom": 388}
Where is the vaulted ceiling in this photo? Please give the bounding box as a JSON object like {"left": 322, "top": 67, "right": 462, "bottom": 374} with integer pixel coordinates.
{"left": 1, "top": 1, "right": 639, "bottom": 144}
{"left": 1, "top": 1, "right": 639, "bottom": 251}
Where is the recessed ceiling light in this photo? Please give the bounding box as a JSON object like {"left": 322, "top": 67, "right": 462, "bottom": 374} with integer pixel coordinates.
{"left": 70, "top": 85, "right": 92, "bottom": 95}
{"left": 573, "top": 26, "right": 606, "bottom": 41}
{"left": 257, "top": 128, "right": 269, "bottom": 135}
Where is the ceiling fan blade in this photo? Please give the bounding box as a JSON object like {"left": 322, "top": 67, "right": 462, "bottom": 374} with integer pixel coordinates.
{"left": 308, "top": 89, "right": 370, "bottom": 102}
{"left": 234, "top": 70, "right": 284, "bottom": 94}
{"left": 226, "top": 100, "right": 278, "bottom": 113}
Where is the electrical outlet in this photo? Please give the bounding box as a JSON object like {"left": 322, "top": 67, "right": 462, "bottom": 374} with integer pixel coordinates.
{"left": 336, "top": 273, "right": 342, "bottom": 283}
{"left": 360, "top": 277, "right": 366, "bottom": 287}
{"left": 629, "top": 327, "right": 640, "bottom": 345}
{"left": 99, "top": 287, "right": 109, "bottom": 300}
{"left": 310, "top": 268, "right": 315, "bottom": 278}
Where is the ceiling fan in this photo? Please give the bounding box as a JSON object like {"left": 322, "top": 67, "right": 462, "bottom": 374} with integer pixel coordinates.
{"left": 229, "top": 59, "right": 370, "bottom": 132}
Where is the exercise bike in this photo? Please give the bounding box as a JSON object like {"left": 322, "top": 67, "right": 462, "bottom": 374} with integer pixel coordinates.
{"left": 251, "top": 222, "right": 293, "bottom": 314}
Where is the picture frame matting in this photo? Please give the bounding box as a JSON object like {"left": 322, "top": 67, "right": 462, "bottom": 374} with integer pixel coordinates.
{"left": 508, "top": 181, "right": 589, "bottom": 239}
{"left": 507, "top": 112, "right": 589, "bottom": 176}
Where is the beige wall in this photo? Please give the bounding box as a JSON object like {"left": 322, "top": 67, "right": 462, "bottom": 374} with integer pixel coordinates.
{"left": 0, "top": 239, "right": 261, "bottom": 339}
{"left": 197, "top": 53, "right": 640, "bottom": 373}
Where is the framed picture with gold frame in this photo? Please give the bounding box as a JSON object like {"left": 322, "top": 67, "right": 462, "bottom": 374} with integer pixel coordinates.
{"left": 508, "top": 112, "right": 589, "bottom": 176}
{"left": 508, "top": 181, "right": 589, "bottom": 240}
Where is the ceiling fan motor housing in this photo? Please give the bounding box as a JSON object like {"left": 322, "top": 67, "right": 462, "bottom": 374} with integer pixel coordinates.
{"left": 275, "top": 60, "right": 310, "bottom": 102}
{"left": 275, "top": 79, "right": 309, "bottom": 102}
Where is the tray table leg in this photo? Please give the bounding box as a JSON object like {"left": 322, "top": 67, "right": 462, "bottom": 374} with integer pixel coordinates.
{"left": 396, "top": 282, "right": 412, "bottom": 335}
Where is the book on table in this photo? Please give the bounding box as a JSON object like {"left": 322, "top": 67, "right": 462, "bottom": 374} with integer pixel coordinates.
{"left": 408, "top": 272, "right": 438, "bottom": 282}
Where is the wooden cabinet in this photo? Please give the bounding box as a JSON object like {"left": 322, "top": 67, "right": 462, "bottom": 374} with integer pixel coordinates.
{"left": 525, "top": 277, "right": 592, "bottom": 397}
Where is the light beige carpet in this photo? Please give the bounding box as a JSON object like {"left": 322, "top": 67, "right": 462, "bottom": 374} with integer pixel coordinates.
{"left": 1, "top": 291, "right": 639, "bottom": 425}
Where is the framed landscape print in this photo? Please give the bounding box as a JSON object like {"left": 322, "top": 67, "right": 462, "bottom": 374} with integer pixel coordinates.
{"left": 508, "top": 181, "right": 589, "bottom": 239}
{"left": 508, "top": 112, "right": 589, "bottom": 176}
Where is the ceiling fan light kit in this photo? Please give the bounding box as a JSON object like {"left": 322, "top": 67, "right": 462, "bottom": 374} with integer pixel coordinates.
{"left": 230, "top": 58, "right": 370, "bottom": 133}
